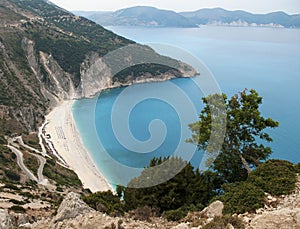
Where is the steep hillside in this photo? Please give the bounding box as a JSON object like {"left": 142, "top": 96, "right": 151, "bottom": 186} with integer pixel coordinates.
{"left": 0, "top": 0, "right": 196, "bottom": 134}
{"left": 76, "top": 6, "right": 195, "bottom": 27}
{"left": 75, "top": 7, "right": 300, "bottom": 28}
{"left": 180, "top": 8, "right": 300, "bottom": 27}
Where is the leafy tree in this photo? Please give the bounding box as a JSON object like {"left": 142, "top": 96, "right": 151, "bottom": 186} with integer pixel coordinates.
{"left": 188, "top": 89, "right": 279, "bottom": 182}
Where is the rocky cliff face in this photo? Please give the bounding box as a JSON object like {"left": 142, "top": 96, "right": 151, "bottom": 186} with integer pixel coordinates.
{"left": 0, "top": 0, "right": 197, "bottom": 134}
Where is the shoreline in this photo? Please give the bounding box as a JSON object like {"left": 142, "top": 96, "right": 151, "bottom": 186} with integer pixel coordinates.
{"left": 44, "top": 100, "right": 113, "bottom": 192}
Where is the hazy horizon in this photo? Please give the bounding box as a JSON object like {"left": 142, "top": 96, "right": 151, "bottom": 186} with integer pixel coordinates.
{"left": 51, "top": 0, "right": 300, "bottom": 14}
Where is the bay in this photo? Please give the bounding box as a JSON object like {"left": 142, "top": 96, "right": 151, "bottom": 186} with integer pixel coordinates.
{"left": 73, "top": 26, "right": 300, "bottom": 186}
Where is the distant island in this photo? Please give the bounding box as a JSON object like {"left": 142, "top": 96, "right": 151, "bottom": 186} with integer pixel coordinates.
{"left": 74, "top": 6, "right": 300, "bottom": 28}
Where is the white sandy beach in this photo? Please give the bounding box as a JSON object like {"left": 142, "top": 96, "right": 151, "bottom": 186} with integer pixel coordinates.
{"left": 45, "top": 100, "right": 112, "bottom": 192}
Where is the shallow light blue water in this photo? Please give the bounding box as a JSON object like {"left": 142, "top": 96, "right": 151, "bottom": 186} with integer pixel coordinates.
{"left": 73, "top": 26, "right": 300, "bottom": 187}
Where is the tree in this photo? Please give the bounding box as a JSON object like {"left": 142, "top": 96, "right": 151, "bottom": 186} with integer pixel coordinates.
{"left": 188, "top": 89, "right": 279, "bottom": 182}
{"left": 120, "top": 157, "right": 215, "bottom": 214}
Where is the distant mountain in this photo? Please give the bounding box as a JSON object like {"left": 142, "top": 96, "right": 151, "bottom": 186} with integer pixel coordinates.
{"left": 180, "top": 8, "right": 300, "bottom": 28}
{"left": 74, "top": 6, "right": 195, "bottom": 27}
{"left": 74, "top": 7, "right": 300, "bottom": 28}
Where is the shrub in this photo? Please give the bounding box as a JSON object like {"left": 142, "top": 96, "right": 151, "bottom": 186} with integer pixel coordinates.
{"left": 43, "top": 159, "right": 82, "bottom": 187}
{"left": 4, "top": 183, "right": 20, "bottom": 190}
{"left": 56, "top": 186, "right": 63, "bottom": 192}
{"left": 163, "top": 208, "right": 188, "bottom": 221}
{"left": 129, "top": 206, "right": 156, "bottom": 222}
{"left": 10, "top": 199, "right": 26, "bottom": 205}
{"left": 82, "top": 191, "right": 125, "bottom": 216}
{"left": 221, "top": 182, "right": 265, "bottom": 214}
{"left": 4, "top": 170, "right": 20, "bottom": 182}
{"left": 10, "top": 205, "right": 26, "bottom": 213}
{"left": 203, "top": 215, "right": 245, "bottom": 229}
{"left": 0, "top": 135, "right": 6, "bottom": 144}
{"left": 248, "top": 160, "right": 297, "bottom": 196}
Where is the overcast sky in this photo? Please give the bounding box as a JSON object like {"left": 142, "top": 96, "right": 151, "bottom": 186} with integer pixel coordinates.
{"left": 50, "top": 0, "right": 300, "bottom": 14}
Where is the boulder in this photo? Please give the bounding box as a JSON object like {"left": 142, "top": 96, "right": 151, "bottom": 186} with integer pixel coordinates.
{"left": 201, "top": 200, "right": 224, "bottom": 219}
{"left": 52, "top": 192, "right": 94, "bottom": 224}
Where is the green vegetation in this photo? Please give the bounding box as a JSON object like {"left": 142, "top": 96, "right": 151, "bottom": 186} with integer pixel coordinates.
{"left": 9, "top": 205, "right": 26, "bottom": 213}
{"left": 81, "top": 90, "right": 298, "bottom": 222}
{"left": 23, "top": 153, "right": 39, "bottom": 176}
{"left": 4, "top": 170, "right": 20, "bottom": 182}
{"left": 0, "top": 145, "right": 22, "bottom": 183}
{"left": 113, "top": 63, "right": 179, "bottom": 84}
{"left": 188, "top": 89, "right": 279, "bottom": 183}
{"left": 220, "top": 182, "right": 265, "bottom": 214}
{"left": 0, "top": 0, "right": 187, "bottom": 135}
{"left": 43, "top": 158, "right": 82, "bottom": 188}
{"left": 121, "top": 157, "right": 213, "bottom": 214}
{"left": 3, "top": 183, "right": 20, "bottom": 191}
{"left": 203, "top": 215, "right": 245, "bottom": 229}
{"left": 10, "top": 199, "right": 27, "bottom": 205}
{"left": 22, "top": 134, "right": 42, "bottom": 151}
{"left": 163, "top": 208, "right": 189, "bottom": 221}
{"left": 0, "top": 135, "right": 6, "bottom": 144}
{"left": 219, "top": 159, "right": 297, "bottom": 214}
{"left": 82, "top": 190, "right": 125, "bottom": 216}
{"left": 248, "top": 160, "right": 297, "bottom": 196}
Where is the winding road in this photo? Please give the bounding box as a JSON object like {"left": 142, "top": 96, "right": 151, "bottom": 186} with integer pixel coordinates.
{"left": 7, "top": 134, "right": 49, "bottom": 185}
{"left": 7, "top": 145, "right": 38, "bottom": 182}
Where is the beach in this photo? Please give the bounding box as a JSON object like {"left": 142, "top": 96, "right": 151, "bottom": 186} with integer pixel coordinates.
{"left": 45, "top": 100, "right": 112, "bottom": 192}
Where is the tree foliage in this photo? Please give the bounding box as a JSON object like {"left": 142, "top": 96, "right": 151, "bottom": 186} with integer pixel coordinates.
{"left": 82, "top": 190, "right": 125, "bottom": 216}
{"left": 119, "top": 157, "right": 216, "bottom": 217}
{"left": 248, "top": 160, "right": 296, "bottom": 195}
{"left": 220, "top": 181, "right": 265, "bottom": 214}
{"left": 189, "top": 89, "right": 279, "bottom": 183}
{"left": 220, "top": 159, "right": 297, "bottom": 214}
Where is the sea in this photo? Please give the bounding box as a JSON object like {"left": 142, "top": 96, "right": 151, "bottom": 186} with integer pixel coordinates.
{"left": 73, "top": 26, "right": 300, "bottom": 187}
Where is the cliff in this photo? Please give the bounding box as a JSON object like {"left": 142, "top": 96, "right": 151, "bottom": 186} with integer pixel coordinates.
{"left": 0, "top": 0, "right": 197, "bottom": 134}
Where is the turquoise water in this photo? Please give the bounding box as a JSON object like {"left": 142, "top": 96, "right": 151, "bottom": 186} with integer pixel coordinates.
{"left": 73, "top": 26, "right": 300, "bottom": 187}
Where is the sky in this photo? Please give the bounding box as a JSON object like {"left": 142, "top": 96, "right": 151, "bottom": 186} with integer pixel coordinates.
{"left": 50, "top": 0, "right": 300, "bottom": 14}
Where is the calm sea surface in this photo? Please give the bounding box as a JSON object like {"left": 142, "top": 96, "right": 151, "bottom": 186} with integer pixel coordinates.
{"left": 73, "top": 26, "right": 300, "bottom": 186}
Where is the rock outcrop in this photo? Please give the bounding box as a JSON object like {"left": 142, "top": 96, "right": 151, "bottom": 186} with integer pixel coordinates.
{"left": 21, "top": 177, "right": 300, "bottom": 229}
{"left": 243, "top": 175, "right": 300, "bottom": 229}
{"left": 52, "top": 192, "right": 94, "bottom": 224}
